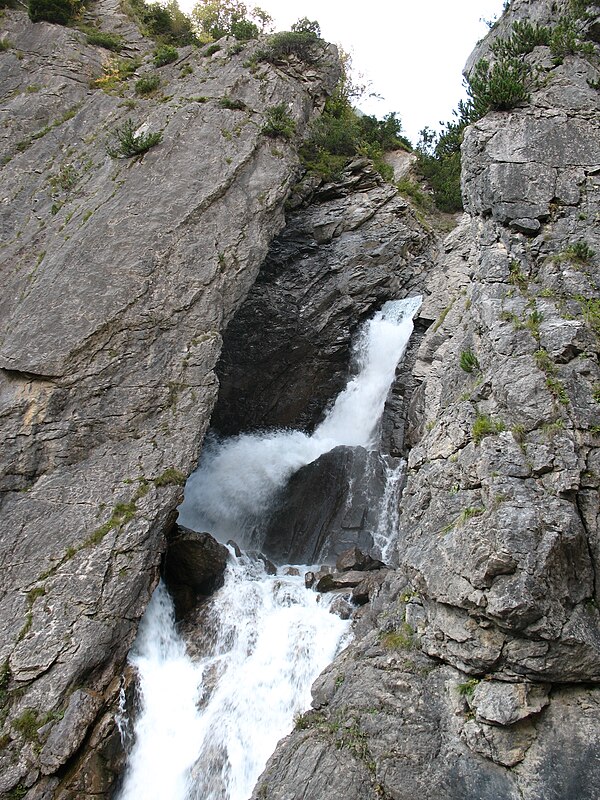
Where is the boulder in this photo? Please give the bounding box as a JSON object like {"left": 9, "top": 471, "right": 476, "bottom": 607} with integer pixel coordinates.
{"left": 163, "top": 525, "right": 229, "bottom": 617}
{"left": 261, "top": 446, "right": 388, "bottom": 564}
{"left": 335, "top": 546, "right": 385, "bottom": 573}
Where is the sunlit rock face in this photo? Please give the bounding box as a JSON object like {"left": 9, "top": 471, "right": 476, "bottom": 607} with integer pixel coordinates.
{"left": 0, "top": 6, "right": 339, "bottom": 796}
{"left": 251, "top": 2, "right": 600, "bottom": 799}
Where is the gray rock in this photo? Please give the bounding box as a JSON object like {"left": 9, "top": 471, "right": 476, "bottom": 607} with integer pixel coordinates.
{"left": 335, "top": 547, "right": 385, "bottom": 573}
{"left": 470, "top": 681, "right": 550, "bottom": 726}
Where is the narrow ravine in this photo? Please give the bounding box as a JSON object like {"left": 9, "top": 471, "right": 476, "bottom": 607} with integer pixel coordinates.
{"left": 116, "top": 295, "right": 422, "bottom": 800}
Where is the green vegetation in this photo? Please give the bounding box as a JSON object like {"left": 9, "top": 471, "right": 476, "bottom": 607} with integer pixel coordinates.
{"left": 154, "top": 44, "right": 178, "bottom": 66}
{"left": 91, "top": 56, "right": 141, "bottom": 91}
{"left": 106, "top": 118, "right": 162, "bottom": 157}
{"left": 381, "top": 623, "right": 416, "bottom": 651}
{"left": 472, "top": 413, "right": 505, "bottom": 444}
{"left": 81, "top": 26, "right": 124, "bottom": 51}
{"left": 556, "top": 241, "right": 596, "bottom": 264}
{"left": 416, "top": 2, "right": 595, "bottom": 211}
{"left": 191, "top": 0, "right": 271, "bottom": 43}
{"left": 460, "top": 350, "right": 479, "bottom": 373}
{"left": 135, "top": 74, "right": 161, "bottom": 95}
{"left": 509, "top": 259, "right": 528, "bottom": 289}
{"left": 13, "top": 708, "right": 40, "bottom": 741}
{"left": 153, "top": 467, "right": 186, "bottom": 486}
{"left": 123, "top": 0, "right": 197, "bottom": 45}
{"left": 219, "top": 95, "right": 246, "bottom": 110}
{"left": 261, "top": 104, "right": 295, "bottom": 140}
{"left": 457, "top": 678, "right": 479, "bottom": 698}
{"left": 534, "top": 348, "right": 569, "bottom": 405}
{"left": 577, "top": 297, "right": 600, "bottom": 338}
{"left": 28, "top": 0, "right": 81, "bottom": 25}
{"left": 0, "top": 38, "right": 12, "bottom": 51}
{"left": 257, "top": 29, "right": 321, "bottom": 64}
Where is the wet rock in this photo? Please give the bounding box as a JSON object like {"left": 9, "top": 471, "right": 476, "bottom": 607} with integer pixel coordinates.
{"left": 163, "top": 525, "right": 229, "bottom": 617}
{"left": 315, "top": 570, "right": 366, "bottom": 593}
{"left": 213, "top": 166, "right": 433, "bottom": 435}
{"left": 335, "top": 547, "right": 385, "bottom": 573}
{"left": 329, "top": 596, "right": 354, "bottom": 620}
{"left": 261, "top": 446, "right": 388, "bottom": 564}
{"left": 304, "top": 571, "right": 316, "bottom": 589}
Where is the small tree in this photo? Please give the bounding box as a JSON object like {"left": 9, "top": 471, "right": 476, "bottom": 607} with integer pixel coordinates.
{"left": 291, "top": 17, "right": 320, "bottom": 38}
{"left": 28, "top": 0, "right": 81, "bottom": 25}
{"left": 191, "top": 0, "right": 270, "bottom": 42}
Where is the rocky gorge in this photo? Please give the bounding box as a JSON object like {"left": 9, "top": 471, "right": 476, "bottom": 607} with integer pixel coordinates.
{"left": 0, "top": 0, "right": 599, "bottom": 798}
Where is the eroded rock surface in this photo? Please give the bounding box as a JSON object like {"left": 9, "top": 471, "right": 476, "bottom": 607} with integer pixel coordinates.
{"left": 0, "top": 8, "right": 338, "bottom": 797}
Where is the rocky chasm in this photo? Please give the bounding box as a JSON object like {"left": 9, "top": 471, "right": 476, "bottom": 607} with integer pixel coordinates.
{"left": 1, "top": 0, "right": 600, "bottom": 798}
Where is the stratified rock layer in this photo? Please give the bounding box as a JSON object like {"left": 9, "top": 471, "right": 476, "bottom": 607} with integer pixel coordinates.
{"left": 252, "top": 1, "right": 600, "bottom": 798}
{"left": 0, "top": 9, "right": 338, "bottom": 797}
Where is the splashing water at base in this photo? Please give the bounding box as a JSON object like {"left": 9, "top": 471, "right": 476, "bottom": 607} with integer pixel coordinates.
{"left": 117, "top": 561, "right": 350, "bottom": 800}
{"left": 118, "top": 296, "right": 422, "bottom": 800}
{"left": 178, "top": 295, "right": 422, "bottom": 542}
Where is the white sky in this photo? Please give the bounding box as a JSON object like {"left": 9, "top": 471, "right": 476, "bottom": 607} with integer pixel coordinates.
{"left": 180, "top": 0, "right": 507, "bottom": 144}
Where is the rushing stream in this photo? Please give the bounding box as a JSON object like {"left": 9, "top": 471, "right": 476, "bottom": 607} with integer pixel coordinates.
{"left": 117, "top": 295, "right": 422, "bottom": 800}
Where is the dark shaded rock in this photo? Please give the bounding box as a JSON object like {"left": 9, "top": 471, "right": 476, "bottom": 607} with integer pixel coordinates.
{"left": 305, "top": 571, "right": 316, "bottom": 589}
{"left": 315, "top": 570, "right": 366, "bottom": 593}
{"left": 212, "top": 166, "right": 434, "bottom": 436}
{"left": 351, "top": 571, "right": 389, "bottom": 605}
{"left": 248, "top": 552, "right": 277, "bottom": 575}
{"left": 335, "top": 546, "right": 385, "bottom": 573}
{"left": 227, "top": 539, "right": 242, "bottom": 558}
{"left": 510, "top": 217, "right": 541, "bottom": 235}
{"left": 163, "top": 526, "right": 229, "bottom": 617}
{"left": 261, "top": 446, "right": 388, "bottom": 565}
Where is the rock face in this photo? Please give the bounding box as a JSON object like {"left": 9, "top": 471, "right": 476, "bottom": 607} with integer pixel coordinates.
{"left": 0, "top": 7, "right": 339, "bottom": 797}
{"left": 260, "top": 446, "right": 391, "bottom": 565}
{"left": 252, "top": 2, "right": 600, "bottom": 798}
{"left": 212, "top": 160, "right": 434, "bottom": 435}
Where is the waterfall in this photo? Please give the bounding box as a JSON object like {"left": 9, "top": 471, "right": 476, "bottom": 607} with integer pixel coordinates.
{"left": 178, "top": 295, "right": 422, "bottom": 542}
{"left": 117, "top": 295, "right": 422, "bottom": 800}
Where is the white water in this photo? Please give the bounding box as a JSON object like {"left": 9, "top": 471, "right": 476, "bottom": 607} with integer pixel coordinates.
{"left": 117, "top": 295, "right": 422, "bottom": 800}
{"left": 178, "top": 295, "right": 422, "bottom": 542}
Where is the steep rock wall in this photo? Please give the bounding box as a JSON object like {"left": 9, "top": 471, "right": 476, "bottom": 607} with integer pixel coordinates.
{"left": 252, "top": 2, "right": 600, "bottom": 798}
{"left": 0, "top": 9, "right": 338, "bottom": 798}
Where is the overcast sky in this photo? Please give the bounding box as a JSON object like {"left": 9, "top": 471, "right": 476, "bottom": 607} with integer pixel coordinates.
{"left": 180, "top": 0, "right": 507, "bottom": 144}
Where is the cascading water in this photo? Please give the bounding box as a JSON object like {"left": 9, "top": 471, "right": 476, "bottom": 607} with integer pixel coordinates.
{"left": 117, "top": 295, "right": 422, "bottom": 800}
{"left": 178, "top": 295, "right": 422, "bottom": 542}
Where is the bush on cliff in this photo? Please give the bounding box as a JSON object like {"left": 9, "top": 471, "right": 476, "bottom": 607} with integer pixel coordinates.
{"left": 191, "top": 0, "right": 271, "bottom": 43}
{"left": 28, "top": 0, "right": 81, "bottom": 25}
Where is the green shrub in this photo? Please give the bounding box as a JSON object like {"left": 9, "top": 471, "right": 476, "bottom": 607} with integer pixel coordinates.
{"left": 219, "top": 95, "right": 245, "bottom": 110}
{"left": 457, "top": 678, "right": 479, "bottom": 698}
{"left": 106, "top": 118, "right": 162, "bottom": 157}
{"left": 262, "top": 104, "right": 296, "bottom": 140}
{"left": 135, "top": 74, "right": 161, "bottom": 95}
{"left": 562, "top": 241, "right": 595, "bottom": 264}
{"left": 154, "top": 44, "right": 178, "bottom": 66}
{"left": 468, "top": 57, "right": 530, "bottom": 115}
{"left": 230, "top": 18, "right": 258, "bottom": 40}
{"left": 124, "top": 0, "right": 197, "bottom": 45}
{"left": 291, "top": 17, "right": 320, "bottom": 37}
{"left": 82, "top": 26, "right": 124, "bottom": 51}
{"left": 28, "top": 0, "right": 81, "bottom": 25}
{"left": 460, "top": 350, "right": 479, "bottom": 373}
{"left": 203, "top": 43, "right": 220, "bottom": 56}
{"left": 491, "top": 20, "right": 550, "bottom": 58}
{"left": 0, "top": 38, "right": 12, "bottom": 51}
{"left": 472, "top": 414, "right": 505, "bottom": 444}
{"left": 257, "top": 30, "right": 320, "bottom": 63}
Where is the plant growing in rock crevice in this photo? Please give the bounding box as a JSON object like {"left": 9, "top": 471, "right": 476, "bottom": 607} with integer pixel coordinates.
{"left": 261, "top": 104, "right": 295, "bottom": 140}
{"left": 460, "top": 350, "right": 479, "bottom": 373}
{"left": 472, "top": 414, "right": 505, "bottom": 444}
{"left": 106, "top": 119, "right": 162, "bottom": 157}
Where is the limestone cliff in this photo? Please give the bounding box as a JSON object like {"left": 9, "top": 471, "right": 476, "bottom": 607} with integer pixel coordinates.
{"left": 251, "top": 1, "right": 600, "bottom": 798}
{"left": 0, "top": 7, "right": 338, "bottom": 797}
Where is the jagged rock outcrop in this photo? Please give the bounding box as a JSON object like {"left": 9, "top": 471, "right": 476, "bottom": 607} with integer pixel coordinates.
{"left": 0, "top": 8, "right": 339, "bottom": 797}
{"left": 252, "top": 2, "right": 600, "bottom": 798}
{"left": 212, "top": 160, "right": 435, "bottom": 435}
